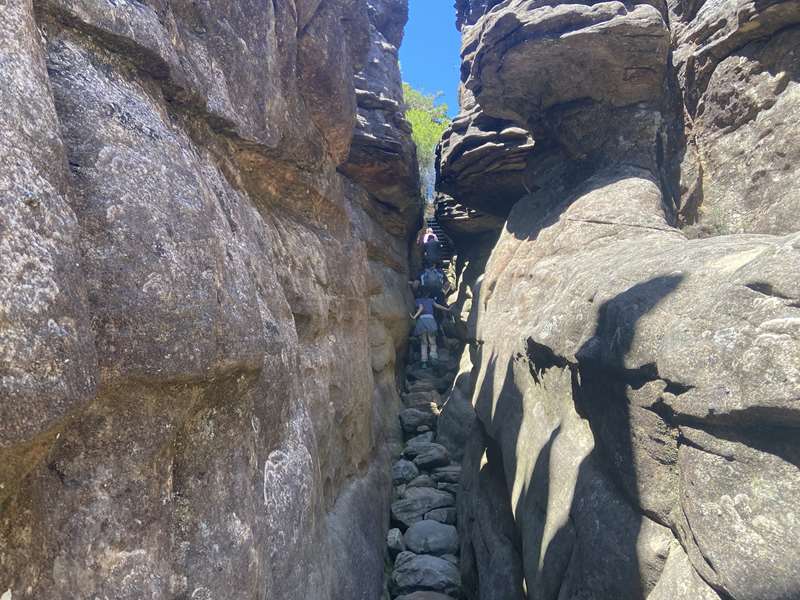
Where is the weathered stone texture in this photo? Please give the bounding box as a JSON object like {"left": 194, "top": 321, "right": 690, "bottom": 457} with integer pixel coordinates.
{"left": 1, "top": 0, "right": 416, "bottom": 598}
{"left": 676, "top": 19, "right": 800, "bottom": 233}
{"left": 436, "top": 106, "right": 535, "bottom": 217}
{"left": 457, "top": 169, "right": 800, "bottom": 600}
{"left": 440, "top": 1, "right": 800, "bottom": 599}
{"left": 0, "top": 0, "right": 97, "bottom": 451}
{"left": 340, "top": 0, "right": 419, "bottom": 230}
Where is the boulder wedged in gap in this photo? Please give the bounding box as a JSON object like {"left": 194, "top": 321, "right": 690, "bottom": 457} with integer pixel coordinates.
{"left": 391, "top": 487, "right": 457, "bottom": 530}
{"left": 403, "top": 520, "right": 460, "bottom": 556}
{"left": 391, "top": 552, "right": 462, "bottom": 597}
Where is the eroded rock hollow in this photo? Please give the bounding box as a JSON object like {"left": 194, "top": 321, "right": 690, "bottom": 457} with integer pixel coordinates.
{"left": 436, "top": 1, "right": 800, "bottom": 599}
{"left": 1, "top": 0, "right": 418, "bottom": 598}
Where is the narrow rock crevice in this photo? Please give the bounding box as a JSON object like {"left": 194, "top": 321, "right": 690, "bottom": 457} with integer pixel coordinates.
{"left": 385, "top": 335, "right": 467, "bottom": 599}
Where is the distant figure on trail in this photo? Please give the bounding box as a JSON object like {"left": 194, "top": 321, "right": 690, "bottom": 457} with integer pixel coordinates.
{"left": 423, "top": 234, "right": 442, "bottom": 265}
{"left": 410, "top": 289, "right": 450, "bottom": 369}
{"left": 416, "top": 226, "right": 438, "bottom": 246}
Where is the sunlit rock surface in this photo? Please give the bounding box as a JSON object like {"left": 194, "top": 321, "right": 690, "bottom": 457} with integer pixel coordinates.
{"left": 0, "top": 1, "right": 417, "bottom": 598}
{"left": 670, "top": 0, "right": 800, "bottom": 233}
{"left": 439, "top": 1, "right": 800, "bottom": 599}
{"left": 340, "top": 0, "right": 420, "bottom": 231}
{"left": 437, "top": 97, "right": 535, "bottom": 217}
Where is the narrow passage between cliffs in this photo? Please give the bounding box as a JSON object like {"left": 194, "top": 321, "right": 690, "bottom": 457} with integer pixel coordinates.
{"left": 382, "top": 215, "right": 466, "bottom": 599}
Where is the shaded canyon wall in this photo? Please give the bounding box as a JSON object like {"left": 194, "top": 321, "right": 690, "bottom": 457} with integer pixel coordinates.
{"left": 0, "top": 0, "right": 418, "bottom": 598}
{"left": 437, "top": 1, "right": 800, "bottom": 599}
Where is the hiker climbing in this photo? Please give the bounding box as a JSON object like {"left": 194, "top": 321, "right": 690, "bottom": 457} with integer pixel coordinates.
{"left": 423, "top": 234, "right": 442, "bottom": 265}
{"left": 410, "top": 288, "right": 451, "bottom": 369}
{"left": 409, "top": 261, "right": 447, "bottom": 294}
{"left": 410, "top": 262, "right": 443, "bottom": 295}
{"left": 390, "top": 232, "right": 465, "bottom": 598}
{"left": 420, "top": 262, "right": 444, "bottom": 291}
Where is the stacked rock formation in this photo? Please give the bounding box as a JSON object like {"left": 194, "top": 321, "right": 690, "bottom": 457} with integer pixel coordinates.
{"left": 436, "top": 103, "right": 535, "bottom": 217}
{"left": 436, "top": 1, "right": 800, "bottom": 599}
{"left": 1, "top": 1, "right": 417, "bottom": 598}
{"left": 386, "top": 341, "right": 465, "bottom": 600}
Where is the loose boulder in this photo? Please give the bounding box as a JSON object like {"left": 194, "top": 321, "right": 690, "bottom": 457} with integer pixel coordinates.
{"left": 431, "top": 465, "right": 462, "bottom": 484}
{"left": 392, "top": 459, "right": 420, "bottom": 485}
{"left": 400, "top": 408, "right": 437, "bottom": 433}
{"left": 392, "top": 553, "right": 461, "bottom": 597}
{"left": 407, "top": 474, "right": 437, "bottom": 489}
{"left": 387, "top": 528, "right": 406, "bottom": 557}
{"left": 391, "top": 488, "right": 456, "bottom": 529}
{"left": 413, "top": 444, "right": 451, "bottom": 470}
{"left": 395, "top": 593, "right": 457, "bottom": 600}
{"left": 425, "top": 508, "right": 457, "bottom": 525}
{"left": 403, "top": 520, "right": 460, "bottom": 556}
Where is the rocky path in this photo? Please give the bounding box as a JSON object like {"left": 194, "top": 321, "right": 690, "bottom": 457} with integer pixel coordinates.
{"left": 384, "top": 339, "right": 464, "bottom": 600}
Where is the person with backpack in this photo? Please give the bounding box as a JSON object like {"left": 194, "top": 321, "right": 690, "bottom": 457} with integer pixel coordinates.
{"left": 423, "top": 235, "right": 442, "bottom": 265}
{"left": 422, "top": 227, "right": 438, "bottom": 244}
{"left": 416, "top": 226, "right": 437, "bottom": 246}
{"left": 420, "top": 263, "right": 444, "bottom": 294}
{"left": 410, "top": 288, "right": 450, "bottom": 369}
{"left": 408, "top": 261, "right": 444, "bottom": 294}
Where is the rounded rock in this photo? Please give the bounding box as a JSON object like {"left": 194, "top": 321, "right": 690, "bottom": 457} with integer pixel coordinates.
{"left": 393, "top": 459, "right": 420, "bottom": 484}
{"left": 403, "top": 520, "right": 460, "bottom": 556}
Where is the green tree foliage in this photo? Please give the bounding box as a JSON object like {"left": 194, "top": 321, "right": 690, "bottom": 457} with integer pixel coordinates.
{"left": 403, "top": 82, "right": 451, "bottom": 199}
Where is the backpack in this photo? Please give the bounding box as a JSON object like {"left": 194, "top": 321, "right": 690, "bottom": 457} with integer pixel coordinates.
{"left": 421, "top": 268, "right": 444, "bottom": 290}
{"left": 424, "top": 239, "right": 441, "bottom": 262}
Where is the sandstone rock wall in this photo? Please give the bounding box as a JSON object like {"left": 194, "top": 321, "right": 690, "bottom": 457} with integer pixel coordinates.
{"left": 437, "top": 1, "right": 800, "bottom": 599}
{"left": 0, "top": 1, "right": 418, "bottom": 598}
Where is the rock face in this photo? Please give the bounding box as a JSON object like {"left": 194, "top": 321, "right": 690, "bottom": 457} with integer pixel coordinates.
{"left": 0, "top": 1, "right": 417, "bottom": 599}
{"left": 670, "top": 0, "right": 800, "bottom": 233}
{"left": 340, "top": 0, "right": 420, "bottom": 232}
{"left": 438, "top": 1, "right": 800, "bottom": 599}
{"left": 436, "top": 105, "right": 535, "bottom": 217}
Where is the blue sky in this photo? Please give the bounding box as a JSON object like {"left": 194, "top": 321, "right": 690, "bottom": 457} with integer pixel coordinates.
{"left": 399, "top": 0, "right": 461, "bottom": 116}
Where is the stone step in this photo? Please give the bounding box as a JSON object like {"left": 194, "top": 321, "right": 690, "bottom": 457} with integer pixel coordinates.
{"left": 404, "top": 520, "right": 459, "bottom": 556}
{"left": 406, "top": 380, "right": 438, "bottom": 394}
{"left": 407, "top": 474, "right": 436, "bottom": 489}
{"left": 424, "top": 507, "right": 456, "bottom": 525}
{"left": 441, "top": 554, "right": 459, "bottom": 566}
{"left": 431, "top": 465, "right": 461, "bottom": 484}
{"left": 392, "top": 459, "right": 420, "bottom": 485}
{"left": 388, "top": 315, "right": 466, "bottom": 599}
{"left": 394, "top": 592, "right": 457, "bottom": 600}
{"left": 403, "top": 389, "right": 443, "bottom": 408}
{"left": 436, "top": 482, "right": 460, "bottom": 495}
{"left": 403, "top": 441, "right": 444, "bottom": 458}
{"left": 391, "top": 488, "right": 456, "bottom": 529}
{"left": 413, "top": 445, "right": 450, "bottom": 471}
{"left": 399, "top": 407, "right": 439, "bottom": 434}
{"left": 391, "top": 552, "right": 461, "bottom": 598}
{"left": 406, "top": 431, "right": 435, "bottom": 446}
